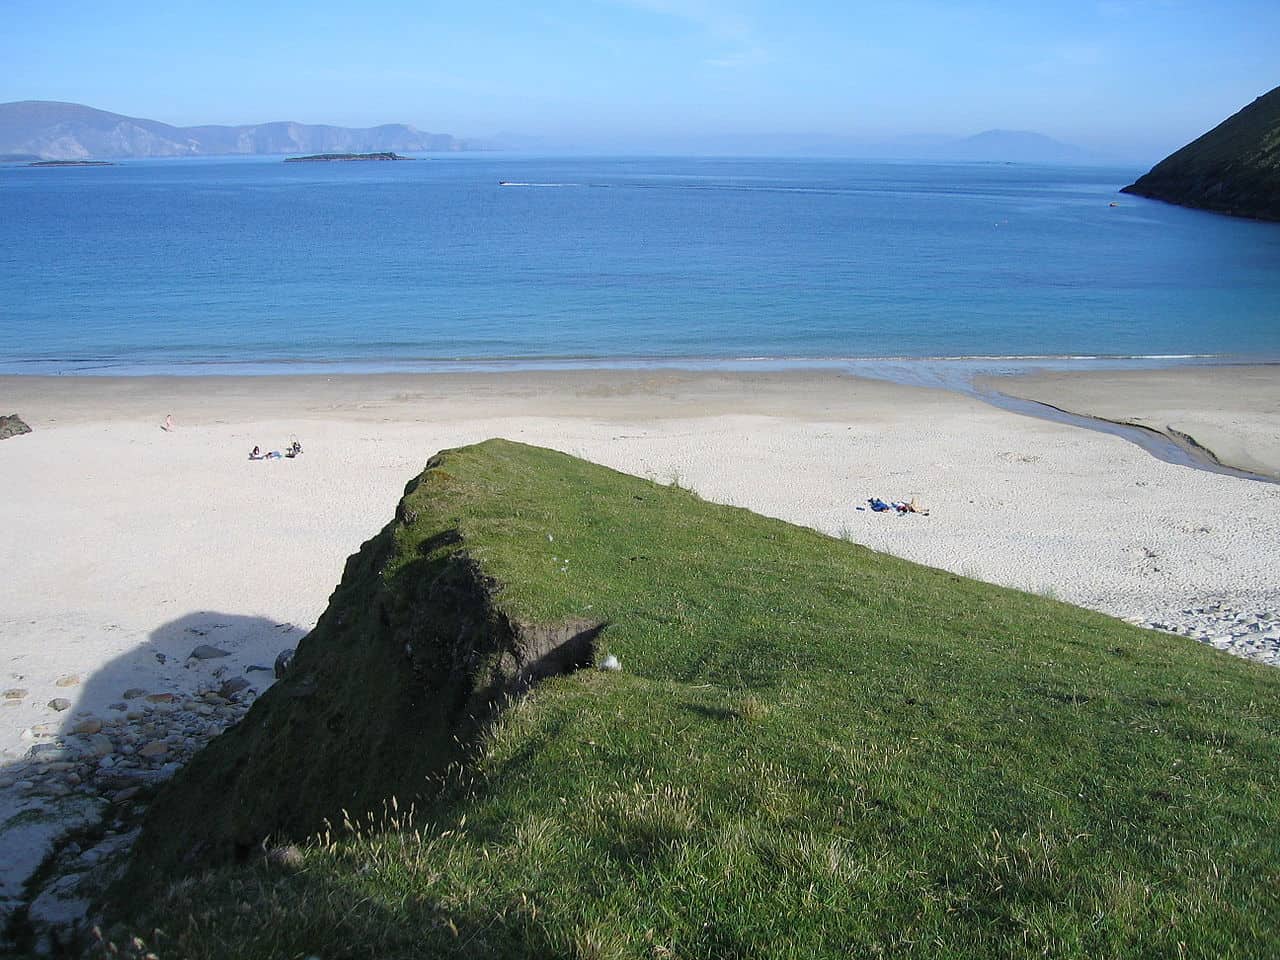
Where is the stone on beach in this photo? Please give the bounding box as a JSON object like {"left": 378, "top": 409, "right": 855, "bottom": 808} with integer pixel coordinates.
{"left": 0, "top": 414, "right": 32, "bottom": 440}
{"left": 47, "top": 698, "right": 71, "bottom": 712}
{"left": 188, "top": 644, "right": 231, "bottom": 661}
{"left": 218, "top": 677, "right": 251, "bottom": 699}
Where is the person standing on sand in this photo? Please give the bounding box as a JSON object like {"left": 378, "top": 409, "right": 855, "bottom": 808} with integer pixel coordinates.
{"left": 161, "top": 414, "right": 174, "bottom": 432}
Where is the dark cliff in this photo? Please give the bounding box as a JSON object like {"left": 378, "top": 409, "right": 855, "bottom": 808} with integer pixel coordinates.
{"left": 1121, "top": 86, "right": 1280, "bottom": 222}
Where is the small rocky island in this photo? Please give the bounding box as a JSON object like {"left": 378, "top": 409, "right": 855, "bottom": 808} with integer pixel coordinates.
{"left": 1121, "top": 84, "right": 1280, "bottom": 222}
{"left": 283, "top": 152, "right": 412, "bottom": 163}
{"left": 27, "top": 160, "right": 114, "bottom": 167}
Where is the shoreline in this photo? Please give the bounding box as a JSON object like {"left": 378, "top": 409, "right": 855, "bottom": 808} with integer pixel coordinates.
{"left": 2, "top": 365, "right": 1278, "bottom": 932}
{"left": 10, "top": 357, "right": 1279, "bottom": 483}
{"left": 3, "top": 351, "right": 1273, "bottom": 380}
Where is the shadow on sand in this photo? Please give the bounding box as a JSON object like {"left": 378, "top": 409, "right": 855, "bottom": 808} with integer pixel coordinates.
{"left": 0, "top": 610, "right": 302, "bottom": 954}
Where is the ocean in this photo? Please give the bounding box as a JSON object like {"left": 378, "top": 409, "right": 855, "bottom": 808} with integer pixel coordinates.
{"left": 2, "top": 155, "right": 1278, "bottom": 375}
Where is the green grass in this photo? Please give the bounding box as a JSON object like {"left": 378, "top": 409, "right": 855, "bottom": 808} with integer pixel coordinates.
{"left": 106, "top": 440, "right": 1280, "bottom": 959}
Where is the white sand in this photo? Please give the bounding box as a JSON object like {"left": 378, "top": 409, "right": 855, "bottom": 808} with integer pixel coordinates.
{"left": 2, "top": 369, "right": 1279, "bottom": 752}
{"left": 2, "top": 368, "right": 1279, "bottom": 920}
{"left": 981, "top": 364, "right": 1280, "bottom": 479}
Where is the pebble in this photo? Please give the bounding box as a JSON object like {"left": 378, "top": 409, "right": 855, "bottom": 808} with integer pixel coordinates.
{"left": 1138, "top": 599, "right": 1280, "bottom": 667}
{"left": 54, "top": 675, "right": 80, "bottom": 688}
{"left": 47, "top": 698, "right": 72, "bottom": 712}
{"left": 122, "top": 688, "right": 147, "bottom": 700}
{"left": 218, "top": 677, "right": 250, "bottom": 699}
{"left": 188, "top": 644, "right": 231, "bottom": 660}
{"left": 3, "top": 688, "right": 28, "bottom": 700}
{"left": 72, "top": 718, "right": 103, "bottom": 735}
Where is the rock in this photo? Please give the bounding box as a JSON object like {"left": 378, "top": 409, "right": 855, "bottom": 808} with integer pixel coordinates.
{"left": 55, "top": 675, "right": 80, "bottom": 688}
{"left": 0, "top": 414, "right": 32, "bottom": 440}
{"left": 218, "top": 677, "right": 250, "bottom": 699}
{"left": 189, "top": 644, "right": 231, "bottom": 660}
{"left": 87, "top": 734, "right": 114, "bottom": 757}
{"left": 113, "top": 786, "right": 142, "bottom": 803}
{"left": 146, "top": 693, "right": 177, "bottom": 703}
{"left": 274, "top": 648, "right": 295, "bottom": 679}
{"left": 138, "top": 742, "right": 168, "bottom": 758}
{"left": 72, "top": 718, "right": 103, "bottom": 735}
{"left": 108, "top": 702, "right": 127, "bottom": 711}
{"left": 47, "top": 698, "right": 72, "bottom": 712}
{"left": 3, "top": 688, "right": 27, "bottom": 699}
{"left": 123, "top": 688, "right": 147, "bottom": 700}
{"left": 28, "top": 743, "right": 71, "bottom": 761}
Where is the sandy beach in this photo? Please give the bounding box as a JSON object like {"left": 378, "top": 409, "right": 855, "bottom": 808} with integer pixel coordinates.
{"left": 981, "top": 364, "right": 1280, "bottom": 479}
{"left": 2, "top": 365, "right": 1280, "bottom": 926}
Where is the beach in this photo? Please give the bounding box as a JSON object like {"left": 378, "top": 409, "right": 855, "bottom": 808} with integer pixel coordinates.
{"left": 2, "top": 365, "right": 1279, "bottom": 924}
{"left": 982, "top": 364, "right": 1280, "bottom": 479}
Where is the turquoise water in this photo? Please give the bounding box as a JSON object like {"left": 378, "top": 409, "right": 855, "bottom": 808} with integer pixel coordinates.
{"left": 2, "top": 155, "right": 1278, "bottom": 374}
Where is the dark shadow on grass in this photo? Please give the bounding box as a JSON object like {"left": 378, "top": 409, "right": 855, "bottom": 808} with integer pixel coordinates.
{"left": 681, "top": 703, "right": 736, "bottom": 722}
{"left": 90, "top": 856, "right": 564, "bottom": 960}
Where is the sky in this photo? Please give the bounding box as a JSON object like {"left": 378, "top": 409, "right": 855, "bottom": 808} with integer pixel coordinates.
{"left": 3, "top": 0, "right": 1278, "bottom": 162}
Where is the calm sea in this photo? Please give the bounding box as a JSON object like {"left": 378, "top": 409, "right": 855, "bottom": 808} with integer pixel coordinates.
{"left": 2, "top": 155, "right": 1278, "bottom": 374}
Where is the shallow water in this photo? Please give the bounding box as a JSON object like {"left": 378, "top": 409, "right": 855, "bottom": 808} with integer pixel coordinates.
{"left": 3, "top": 155, "right": 1279, "bottom": 374}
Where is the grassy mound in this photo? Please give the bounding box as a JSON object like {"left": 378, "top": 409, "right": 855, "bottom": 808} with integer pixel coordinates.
{"left": 1122, "top": 84, "right": 1280, "bottom": 221}
{"left": 111, "top": 440, "right": 1280, "bottom": 958}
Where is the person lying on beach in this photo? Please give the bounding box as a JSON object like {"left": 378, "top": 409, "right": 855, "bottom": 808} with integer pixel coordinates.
{"left": 867, "top": 497, "right": 930, "bottom": 516}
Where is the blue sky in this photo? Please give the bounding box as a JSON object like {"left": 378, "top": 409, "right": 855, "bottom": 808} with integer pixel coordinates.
{"left": 3, "top": 0, "right": 1277, "bottom": 160}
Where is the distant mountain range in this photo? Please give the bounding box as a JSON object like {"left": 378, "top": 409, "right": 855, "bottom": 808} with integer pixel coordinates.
{"left": 1, "top": 100, "right": 1102, "bottom": 165}
{"left": 1121, "top": 85, "right": 1280, "bottom": 222}
{"left": 0, "top": 101, "right": 476, "bottom": 160}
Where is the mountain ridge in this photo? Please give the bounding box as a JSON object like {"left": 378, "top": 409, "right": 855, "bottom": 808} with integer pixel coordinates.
{"left": 0, "top": 100, "right": 475, "bottom": 160}
{"left": 1121, "top": 86, "right": 1280, "bottom": 221}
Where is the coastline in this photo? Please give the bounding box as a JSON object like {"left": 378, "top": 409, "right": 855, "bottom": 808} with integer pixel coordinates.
{"left": 2, "top": 365, "right": 1278, "bottom": 927}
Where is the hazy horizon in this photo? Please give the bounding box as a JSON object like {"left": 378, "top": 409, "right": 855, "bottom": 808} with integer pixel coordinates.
{"left": 4, "top": 0, "right": 1278, "bottom": 164}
